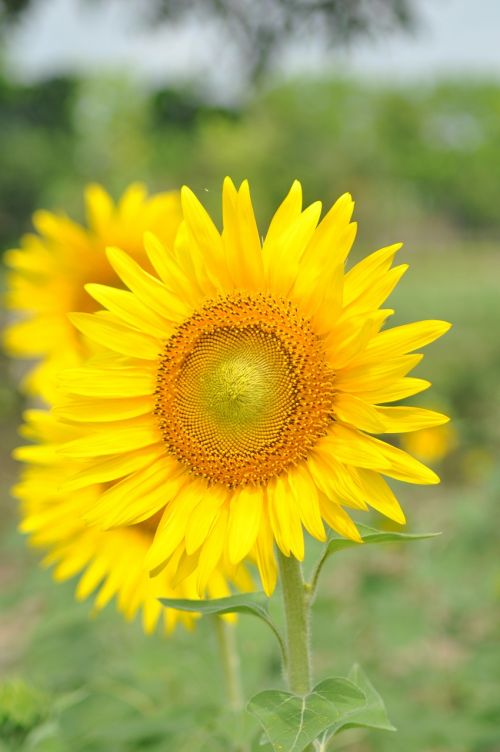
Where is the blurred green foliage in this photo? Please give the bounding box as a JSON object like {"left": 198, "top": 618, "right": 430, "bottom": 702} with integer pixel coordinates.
{"left": 0, "top": 678, "right": 50, "bottom": 750}
{"left": 2, "top": 72, "right": 500, "bottom": 249}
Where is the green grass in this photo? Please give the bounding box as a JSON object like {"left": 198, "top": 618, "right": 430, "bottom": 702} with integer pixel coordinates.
{"left": 1, "top": 244, "right": 499, "bottom": 751}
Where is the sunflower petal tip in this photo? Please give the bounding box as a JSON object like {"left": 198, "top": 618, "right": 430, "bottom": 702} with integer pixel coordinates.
{"left": 392, "top": 510, "right": 407, "bottom": 525}
{"left": 352, "top": 527, "right": 363, "bottom": 543}
{"left": 84, "top": 182, "right": 105, "bottom": 198}
{"left": 143, "top": 229, "right": 158, "bottom": 245}
{"left": 180, "top": 184, "right": 193, "bottom": 197}
{"left": 338, "top": 191, "right": 353, "bottom": 203}
{"left": 83, "top": 282, "right": 98, "bottom": 296}
{"left": 104, "top": 245, "right": 125, "bottom": 264}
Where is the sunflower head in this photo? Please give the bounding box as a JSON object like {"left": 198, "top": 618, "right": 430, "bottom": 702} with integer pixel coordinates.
{"left": 154, "top": 291, "right": 336, "bottom": 487}
{"left": 3, "top": 184, "right": 182, "bottom": 400}
{"left": 21, "top": 178, "right": 450, "bottom": 596}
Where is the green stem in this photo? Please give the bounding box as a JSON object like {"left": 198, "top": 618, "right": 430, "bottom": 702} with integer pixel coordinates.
{"left": 213, "top": 616, "right": 244, "bottom": 713}
{"left": 277, "top": 550, "right": 312, "bottom": 696}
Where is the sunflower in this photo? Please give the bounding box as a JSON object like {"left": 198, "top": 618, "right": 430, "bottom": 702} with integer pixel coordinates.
{"left": 3, "top": 183, "right": 181, "bottom": 401}
{"left": 50, "top": 179, "right": 450, "bottom": 596}
{"left": 14, "top": 410, "right": 252, "bottom": 633}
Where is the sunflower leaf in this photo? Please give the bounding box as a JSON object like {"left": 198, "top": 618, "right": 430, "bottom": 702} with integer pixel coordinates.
{"left": 158, "top": 593, "right": 286, "bottom": 661}
{"left": 247, "top": 676, "right": 374, "bottom": 751}
{"left": 339, "top": 664, "right": 396, "bottom": 733}
{"left": 329, "top": 524, "right": 440, "bottom": 555}
{"left": 248, "top": 667, "right": 394, "bottom": 751}
{"left": 159, "top": 591, "right": 269, "bottom": 617}
{"left": 309, "top": 524, "right": 440, "bottom": 595}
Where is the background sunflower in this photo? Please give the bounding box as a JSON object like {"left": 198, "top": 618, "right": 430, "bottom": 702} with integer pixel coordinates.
{"left": 3, "top": 184, "right": 181, "bottom": 400}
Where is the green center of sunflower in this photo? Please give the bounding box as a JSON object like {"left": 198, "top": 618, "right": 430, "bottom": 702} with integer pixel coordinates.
{"left": 155, "top": 293, "right": 335, "bottom": 487}
{"left": 178, "top": 327, "right": 295, "bottom": 453}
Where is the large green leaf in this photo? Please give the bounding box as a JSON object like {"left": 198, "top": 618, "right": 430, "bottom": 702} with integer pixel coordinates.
{"left": 310, "top": 524, "right": 440, "bottom": 595}
{"left": 341, "top": 664, "right": 396, "bottom": 733}
{"left": 316, "top": 665, "right": 396, "bottom": 749}
{"left": 159, "top": 593, "right": 286, "bottom": 660}
{"left": 247, "top": 677, "right": 366, "bottom": 752}
{"left": 248, "top": 666, "right": 395, "bottom": 752}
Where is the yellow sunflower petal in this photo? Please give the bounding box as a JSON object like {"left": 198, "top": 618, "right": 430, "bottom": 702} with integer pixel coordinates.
{"left": 85, "top": 456, "right": 183, "bottom": 528}
{"left": 223, "top": 179, "right": 265, "bottom": 290}
{"left": 255, "top": 509, "right": 278, "bottom": 597}
{"left": 85, "top": 184, "right": 114, "bottom": 235}
{"left": 360, "top": 377, "right": 431, "bottom": 404}
{"left": 363, "top": 319, "right": 452, "bottom": 360}
{"left": 196, "top": 505, "right": 229, "bottom": 594}
{"left": 59, "top": 364, "right": 155, "bottom": 398}
{"left": 287, "top": 465, "right": 326, "bottom": 541}
{"left": 264, "top": 201, "right": 322, "bottom": 295}
{"left": 376, "top": 406, "right": 450, "bottom": 433}
{"left": 355, "top": 469, "right": 406, "bottom": 524}
{"left": 318, "top": 497, "right": 362, "bottom": 542}
{"left": 335, "top": 353, "right": 423, "bottom": 392}
{"left": 264, "top": 180, "right": 303, "bottom": 250}
{"left": 13, "top": 443, "right": 59, "bottom": 465}
{"left": 302, "top": 192, "right": 355, "bottom": 266}
{"left": 147, "top": 481, "right": 206, "bottom": 573}
{"left": 355, "top": 433, "right": 440, "bottom": 485}
{"left": 316, "top": 425, "right": 392, "bottom": 470}
{"left": 343, "top": 242, "right": 403, "bottom": 305}
{"left": 185, "top": 491, "right": 227, "bottom": 555}
{"left": 106, "top": 246, "right": 190, "bottom": 322}
{"left": 69, "top": 312, "right": 161, "bottom": 360}
{"left": 308, "top": 453, "right": 368, "bottom": 511}
{"left": 118, "top": 182, "right": 147, "bottom": 219}
{"left": 227, "top": 485, "right": 263, "bottom": 564}
{"left": 61, "top": 445, "right": 164, "bottom": 491}
{"left": 268, "top": 476, "right": 304, "bottom": 560}
{"left": 85, "top": 284, "right": 170, "bottom": 338}
{"left": 143, "top": 231, "right": 198, "bottom": 305}
{"left": 181, "top": 185, "right": 224, "bottom": 267}
{"left": 344, "top": 263, "right": 409, "bottom": 314}
{"left": 76, "top": 557, "right": 108, "bottom": 600}
{"left": 59, "top": 418, "right": 161, "bottom": 458}
{"left": 334, "top": 393, "right": 387, "bottom": 433}
{"left": 54, "top": 395, "right": 154, "bottom": 423}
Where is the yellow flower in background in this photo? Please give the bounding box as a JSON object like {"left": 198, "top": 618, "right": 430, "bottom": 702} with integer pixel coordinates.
{"left": 401, "top": 421, "right": 457, "bottom": 463}
{"left": 40, "top": 178, "right": 450, "bottom": 596}
{"left": 14, "top": 411, "right": 253, "bottom": 634}
{"left": 3, "top": 184, "right": 181, "bottom": 401}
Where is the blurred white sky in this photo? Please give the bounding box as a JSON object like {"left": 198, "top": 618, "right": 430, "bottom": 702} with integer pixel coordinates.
{"left": 5, "top": 0, "right": 500, "bottom": 99}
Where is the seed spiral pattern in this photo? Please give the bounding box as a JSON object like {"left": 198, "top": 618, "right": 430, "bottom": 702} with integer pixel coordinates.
{"left": 154, "top": 293, "right": 335, "bottom": 487}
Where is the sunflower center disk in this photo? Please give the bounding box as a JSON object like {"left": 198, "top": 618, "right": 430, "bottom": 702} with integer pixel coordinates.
{"left": 155, "top": 293, "right": 335, "bottom": 487}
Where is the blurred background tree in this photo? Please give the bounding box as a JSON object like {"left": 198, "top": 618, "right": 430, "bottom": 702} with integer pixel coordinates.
{"left": 132, "top": 0, "right": 417, "bottom": 83}
{"left": 1, "top": 0, "right": 418, "bottom": 84}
